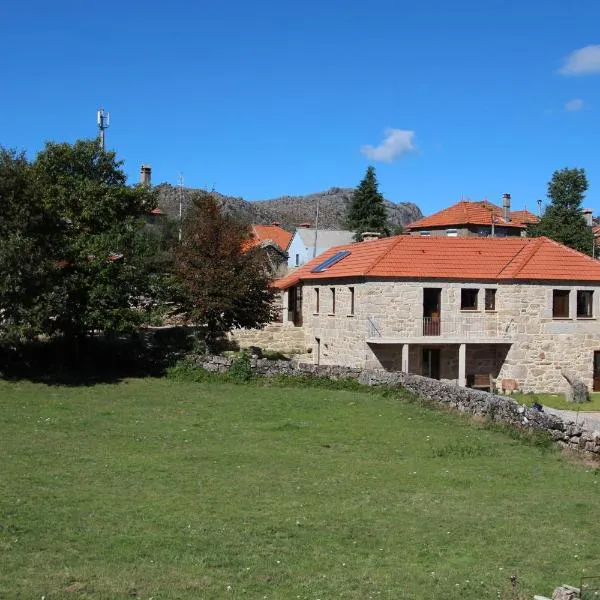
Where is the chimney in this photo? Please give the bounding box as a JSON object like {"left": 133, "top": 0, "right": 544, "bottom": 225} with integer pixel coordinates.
{"left": 502, "top": 193, "right": 511, "bottom": 221}
{"left": 361, "top": 231, "right": 382, "bottom": 242}
{"left": 140, "top": 164, "right": 152, "bottom": 186}
{"left": 583, "top": 208, "right": 593, "bottom": 227}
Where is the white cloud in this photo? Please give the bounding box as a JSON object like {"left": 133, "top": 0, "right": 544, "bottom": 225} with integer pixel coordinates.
{"left": 361, "top": 128, "right": 416, "bottom": 163}
{"left": 559, "top": 45, "right": 600, "bottom": 75}
{"left": 564, "top": 98, "right": 584, "bottom": 112}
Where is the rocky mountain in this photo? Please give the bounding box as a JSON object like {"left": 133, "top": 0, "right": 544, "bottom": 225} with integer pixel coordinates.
{"left": 156, "top": 185, "right": 422, "bottom": 231}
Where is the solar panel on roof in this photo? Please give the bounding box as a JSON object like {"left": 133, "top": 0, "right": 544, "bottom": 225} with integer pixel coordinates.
{"left": 310, "top": 249, "right": 351, "bottom": 273}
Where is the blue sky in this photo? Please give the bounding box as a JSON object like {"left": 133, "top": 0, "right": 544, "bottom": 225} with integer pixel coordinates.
{"left": 2, "top": 0, "right": 600, "bottom": 216}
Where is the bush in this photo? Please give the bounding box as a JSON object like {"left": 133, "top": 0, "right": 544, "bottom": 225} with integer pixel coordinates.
{"left": 228, "top": 351, "right": 253, "bottom": 382}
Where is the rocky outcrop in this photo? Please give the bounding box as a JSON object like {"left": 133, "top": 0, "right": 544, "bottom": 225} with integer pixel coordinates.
{"left": 155, "top": 185, "right": 422, "bottom": 231}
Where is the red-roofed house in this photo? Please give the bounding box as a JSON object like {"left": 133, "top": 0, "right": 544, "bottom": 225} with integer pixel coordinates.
{"left": 274, "top": 235, "right": 600, "bottom": 393}
{"left": 242, "top": 223, "right": 293, "bottom": 275}
{"left": 405, "top": 195, "right": 539, "bottom": 237}
{"left": 244, "top": 224, "right": 293, "bottom": 253}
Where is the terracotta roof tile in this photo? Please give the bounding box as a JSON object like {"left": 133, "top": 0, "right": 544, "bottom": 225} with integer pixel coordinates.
{"left": 244, "top": 224, "right": 293, "bottom": 252}
{"left": 406, "top": 200, "right": 539, "bottom": 230}
{"left": 274, "top": 236, "right": 600, "bottom": 288}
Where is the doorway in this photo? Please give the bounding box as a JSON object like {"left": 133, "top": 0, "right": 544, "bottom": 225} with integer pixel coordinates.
{"left": 422, "top": 348, "right": 441, "bottom": 379}
{"left": 423, "top": 288, "right": 441, "bottom": 336}
{"left": 594, "top": 351, "right": 600, "bottom": 391}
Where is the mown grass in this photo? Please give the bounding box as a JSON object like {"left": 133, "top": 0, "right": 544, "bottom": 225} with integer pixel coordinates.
{"left": 1, "top": 377, "right": 600, "bottom": 599}
{"left": 516, "top": 392, "right": 600, "bottom": 411}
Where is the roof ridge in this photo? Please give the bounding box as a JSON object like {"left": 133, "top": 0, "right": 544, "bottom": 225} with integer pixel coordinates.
{"left": 364, "top": 236, "right": 405, "bottom": 275}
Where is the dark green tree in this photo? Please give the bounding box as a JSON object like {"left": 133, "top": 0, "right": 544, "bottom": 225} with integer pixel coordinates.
{"left": 346, "top": 166, "right": 389, "bottom": 241}
{"left": 175, "top": 191, "right": 278, "bottom": 351}
{"left": 530, "top": 168, "right": 594, "bottom": 255}
{"left": 30, "top": 139, "right": 157, "bottom": 341}
{"left": 0, "top": 149, "right": 52, "bottom": 342}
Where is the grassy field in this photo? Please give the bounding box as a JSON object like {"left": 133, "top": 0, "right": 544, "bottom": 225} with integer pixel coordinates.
{"left": 516, "top": 392, "right": 600, "bottom": 411}
{"left": 1, "top": 377, "right": 600, "bottom": 599}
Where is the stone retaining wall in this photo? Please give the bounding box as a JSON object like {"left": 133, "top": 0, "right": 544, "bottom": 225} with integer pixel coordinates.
{"left": 227, "top": 323, "right": 310, "bottom": 355}
{"left": 193, "top": 355, "right": 600, "bottom": 457}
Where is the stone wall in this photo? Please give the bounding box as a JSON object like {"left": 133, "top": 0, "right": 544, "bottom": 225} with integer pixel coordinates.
{"left": 227, "top": 323, "right": 310, "bottom": 355}
{"left": 281, "top": 279, "right": 600, "bottom": 393}
{"left": 192, "top": 355, "right": 600, "bottom": 457}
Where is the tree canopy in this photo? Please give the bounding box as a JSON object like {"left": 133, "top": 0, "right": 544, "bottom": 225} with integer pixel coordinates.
{"left": 175, "top": 191, "right": 278, "bottom": 350}
{"left": 530, "top": 167, "right": 594, "bottom": 256}
{"left": 0, "top": 139, "right": 157, "bottom": 345}
{"left": 346, "top": 166, "right": 389, "bottom": 240}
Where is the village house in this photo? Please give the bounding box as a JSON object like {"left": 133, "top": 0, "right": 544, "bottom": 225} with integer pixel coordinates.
{"left": 243, "top": 223, "right": 292, "bottom": 275}
{"left": 274, "top": 235, "right": 600, "bottom": 394}
{"left": 404, "top": 195, "right": 538, "bottom": 237}
{"left": 287, "top": 227, "right": 354, "bottom": 268}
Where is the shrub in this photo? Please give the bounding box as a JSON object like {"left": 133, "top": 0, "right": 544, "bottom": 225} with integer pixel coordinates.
{"left": 228, "top": 351, "right": 253, "bottom": 382}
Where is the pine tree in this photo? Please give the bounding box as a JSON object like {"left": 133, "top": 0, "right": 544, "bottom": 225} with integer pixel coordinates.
{"left": 530, "top": 168, "right": 594, "bottom": 255}
{"left": 347, "top": 166, "right": 389, "bottom": 241}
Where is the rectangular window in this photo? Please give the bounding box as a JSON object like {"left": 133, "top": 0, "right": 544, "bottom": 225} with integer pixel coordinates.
{"left": 330, "top": 288, "right": 336, "bottom": 314}
{"left": 314, "top": 288, "right": 320, "bottom": 313}
{"left": 295, "top": 253, "right": 299, "bottom": 266}
{"left": 461, "top": 288, "right": 478, "bottom": 310}
{"left": 349, "top": 287, "right": 355, "bottom": 315}
{"left": 485, "top": 289, "right": 496, "bottom": 311}
{"left": 419, "top": 230, "right": 431, "bottom": 236}
{"left": 553, "top": 290, "right": 570, "bottom": 318}
{"left": 577, "top": 290, "right": 593, "bottom": 318}
{"left": 446, "top": 228, "right": 458, "bottom": 237}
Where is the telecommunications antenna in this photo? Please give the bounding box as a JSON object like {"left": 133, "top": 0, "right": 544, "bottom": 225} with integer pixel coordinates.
{"left": 97, "top": 108, "right": 110, "bottom": 150}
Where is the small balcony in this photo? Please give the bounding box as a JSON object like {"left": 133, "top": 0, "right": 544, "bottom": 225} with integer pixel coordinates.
{"left": 367, "top": 314, "right": 514, "bottom": 344}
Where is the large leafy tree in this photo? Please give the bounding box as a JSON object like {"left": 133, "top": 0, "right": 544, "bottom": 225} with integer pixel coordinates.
{"left": 0, "top": 149, "right": 52, "bottom": 341}
{"left": 31, "top": 140, "right": 158, "bottom": 339}
{"left": 346, "top": 166, "right": 389, "bottom": 240}
{"left": 0, "top": 139, "right": 158, "bottom": 347}
{"left": 530, "top": 167, "right": 594, "bottom": 255}
{"left": 175, "top": 191, "right": 278, "bottom": 350}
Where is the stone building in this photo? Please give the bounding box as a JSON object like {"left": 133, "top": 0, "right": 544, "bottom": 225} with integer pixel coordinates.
{"left": 404, "top": 196, "right": 538, "bottom": 238}
{"left": 243, "top": 223, "right": 293, "bottom": 276}
{"left": 274, "top": 235, "right": 600, "bottom": 393}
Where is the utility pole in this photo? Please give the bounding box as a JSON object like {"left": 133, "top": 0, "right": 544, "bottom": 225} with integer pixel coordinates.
{"left": 313, "top": 195, "right": 320, "bottom": 258}
{"left": 178, "top": 173, "right": 184, "bottom": 242}
{"left": 97, "top": 108, "right": 110, "bottom": 151}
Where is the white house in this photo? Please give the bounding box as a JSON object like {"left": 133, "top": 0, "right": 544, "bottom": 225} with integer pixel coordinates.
{"left": 287, "top": 228, "right": 354, "bottom": 269}
{"left": 275, "top": 235, "right": 600, "bottom": 393}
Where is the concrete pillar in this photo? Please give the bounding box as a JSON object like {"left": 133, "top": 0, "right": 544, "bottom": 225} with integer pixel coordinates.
{"left": 402, "top": 344, "right": 410, "bottom": 373}
{"left": 458, "top": 343, "right": 466, "bottom": 387}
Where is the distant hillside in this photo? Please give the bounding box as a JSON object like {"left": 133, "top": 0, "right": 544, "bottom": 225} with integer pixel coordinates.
{"left": 156, "top": 185, "right": 422, "bottom": 231}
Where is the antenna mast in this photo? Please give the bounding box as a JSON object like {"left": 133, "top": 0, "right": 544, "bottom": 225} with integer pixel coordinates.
{"left": 178, "top": 173, "right": 184, "bottom": 242}
{"left": 313, "top": 195, "right": 320, "bottom": 258}
{"left": 97, "top": 108, "right": 110, "bottom": 151}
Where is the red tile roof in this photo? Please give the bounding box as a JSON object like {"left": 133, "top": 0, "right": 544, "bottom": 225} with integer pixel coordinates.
{"left": 244, "top": 224, "right": 293, "bottom": 252}
{"left": 274, "top": 236, "right": 600, "bottom": 288}
{"left": 405, "top": 200, "right": 539, "bottom": 230}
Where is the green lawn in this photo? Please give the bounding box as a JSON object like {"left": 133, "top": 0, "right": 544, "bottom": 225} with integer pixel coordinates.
{"left": 1, "top": 378, "right": 599, "bottom": 599}
{"left": 516, "top": 392, "right": 600, "bottom": 411}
